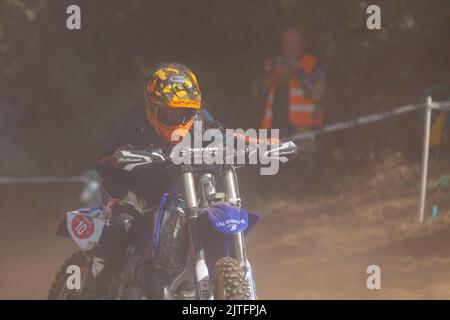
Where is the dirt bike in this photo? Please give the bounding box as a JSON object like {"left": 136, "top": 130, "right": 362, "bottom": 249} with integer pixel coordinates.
{"left": 48, "top": 141, "right": 297, "bottom": 300}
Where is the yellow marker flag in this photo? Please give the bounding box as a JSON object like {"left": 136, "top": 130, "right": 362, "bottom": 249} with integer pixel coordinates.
{"left": 430, "top": 111, "right": 446, "bottom": 147}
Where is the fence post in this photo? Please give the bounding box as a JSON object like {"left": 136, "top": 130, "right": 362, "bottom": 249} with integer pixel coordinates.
{"left": 418, "top": 96, "right": 433, "bottom": 223}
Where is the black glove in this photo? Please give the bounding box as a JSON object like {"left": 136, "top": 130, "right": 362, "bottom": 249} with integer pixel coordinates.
{"left": 112, "top": 145, "right": 167, "bottom": 172}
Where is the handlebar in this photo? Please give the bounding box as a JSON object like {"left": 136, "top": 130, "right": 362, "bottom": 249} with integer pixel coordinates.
{"left": 113, "top": 141, "right": 298, "bottom": 173}
{"left": 171, "top": 140, "right": 298, "bottom": 165}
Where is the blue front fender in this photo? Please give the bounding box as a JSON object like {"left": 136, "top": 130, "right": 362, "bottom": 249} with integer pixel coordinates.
{"left": 201, "top": 201, "right": 260, "bottom": 235}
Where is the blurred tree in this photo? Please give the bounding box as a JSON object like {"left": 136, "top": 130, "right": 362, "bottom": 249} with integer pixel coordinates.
{"left": 0, "top": 0, "right": 448, "bottom": 174}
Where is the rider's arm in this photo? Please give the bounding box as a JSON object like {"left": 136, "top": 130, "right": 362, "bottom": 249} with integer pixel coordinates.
{"left": 97, "top": 103, "right": 168, "bottom": 180}
{"left": 200, "top": 107, "right": 281, "bottom": 145}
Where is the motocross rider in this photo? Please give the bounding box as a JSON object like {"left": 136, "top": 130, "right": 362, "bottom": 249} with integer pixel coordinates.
{"left": 81, "top": 63, "right": 226, "bottom": 299}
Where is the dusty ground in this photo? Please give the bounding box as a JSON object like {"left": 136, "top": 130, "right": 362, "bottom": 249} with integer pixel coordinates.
{"left": 2, "top": 154, "right": 450, "bottom": 299}
{"left": 248, "top": 154, "right": 450, "bottom": 299}
{"left": 0, "top": 184, "right": 80, "bottom": 299}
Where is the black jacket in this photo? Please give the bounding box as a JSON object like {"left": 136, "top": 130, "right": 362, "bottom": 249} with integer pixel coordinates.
{"left": 97, "top": 101, "right": 225, "bottom": 206}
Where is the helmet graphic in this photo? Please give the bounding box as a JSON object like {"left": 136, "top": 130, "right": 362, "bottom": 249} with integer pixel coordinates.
{"left": 144, "top": 63, "right": 201, "bottom": 144}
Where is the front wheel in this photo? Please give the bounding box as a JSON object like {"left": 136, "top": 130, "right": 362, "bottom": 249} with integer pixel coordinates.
{"left": 48, "top": 251, "right": 91, "bottom": 300}
{"left": 213, "top": 257, "right": 251, "bottom": 300}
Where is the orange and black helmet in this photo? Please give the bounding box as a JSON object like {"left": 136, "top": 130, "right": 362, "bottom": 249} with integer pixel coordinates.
{"left": 144, "top": 63, "right": 201, "bottom": 144}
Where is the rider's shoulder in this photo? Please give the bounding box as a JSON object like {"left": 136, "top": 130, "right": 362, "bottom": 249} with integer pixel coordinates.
{"left": 119, "top": 100, "right": 148, "bottom": 128}
{"left": 125, "top": 100, "right": 146, "bottom": 118}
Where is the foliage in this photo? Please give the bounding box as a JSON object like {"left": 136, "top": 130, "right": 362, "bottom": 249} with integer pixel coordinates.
{"left": 0, "top": 0, "right": 449, "bottom": 174}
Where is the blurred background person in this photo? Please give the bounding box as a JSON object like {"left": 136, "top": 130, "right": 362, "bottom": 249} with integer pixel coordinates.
{"left": 255, "top": 26, "right": 326, "bottom": 183}
{"left": 256, "top": 26, "right": 325, "bottom": 137}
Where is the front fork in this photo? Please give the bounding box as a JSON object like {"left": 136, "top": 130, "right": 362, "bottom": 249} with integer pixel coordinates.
{"left": 181, "top": 169, "right": 213, "bottom": 300}
{"left": 181, "top": 166, "right": 257, "bottom": 300}
{"left": 224, "top": 168, "right": 257, "bottom": 300}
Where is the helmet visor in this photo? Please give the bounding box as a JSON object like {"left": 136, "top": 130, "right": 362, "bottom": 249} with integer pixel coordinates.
{"left": 156, "top": 107, "right": 197, "bottom": 126}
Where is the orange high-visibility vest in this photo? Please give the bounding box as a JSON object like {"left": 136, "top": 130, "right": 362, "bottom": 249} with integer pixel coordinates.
{"left": 261, "top": 55, "right": 322, "bottom": 129}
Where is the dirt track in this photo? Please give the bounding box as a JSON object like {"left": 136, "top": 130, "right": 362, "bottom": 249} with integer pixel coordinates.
{"left": 249, "top": 155, "right": 450, "bottom": 299}
{"left": 0, "top": 184, "right": 80, "bottom": 299}
{"left": 2, "top": 155, "right": 450, "bottom": 299}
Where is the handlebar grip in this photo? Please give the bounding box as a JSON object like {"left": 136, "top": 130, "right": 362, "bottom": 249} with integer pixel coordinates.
{"left": 262, "top": 141, "right": 298, "bottom": 162}
{"left": 113, "top": 149, "right": 166, "bottom": 172}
